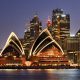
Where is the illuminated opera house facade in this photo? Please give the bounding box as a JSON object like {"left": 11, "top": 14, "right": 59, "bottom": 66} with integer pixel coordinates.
{"left": 28, "top": 29, "right": 69, "bottom": 66}
{"left": 0, "top": 28, "right": 69, "bottom": 67}
{"left": 0, "top": 32, "right": 26, "bottom": 66}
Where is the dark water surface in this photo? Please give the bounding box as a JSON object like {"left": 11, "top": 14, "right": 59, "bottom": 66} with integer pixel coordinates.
{"left": 0, "top": 69, "right": 80, "bottom": 80}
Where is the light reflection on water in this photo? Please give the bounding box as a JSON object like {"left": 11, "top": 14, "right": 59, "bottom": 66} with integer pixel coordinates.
{"left": 0, "top": 69, "right": 80, "bottom": 80}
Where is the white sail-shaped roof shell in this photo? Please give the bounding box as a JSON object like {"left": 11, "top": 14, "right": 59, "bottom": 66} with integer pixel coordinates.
{"left": 1, "top": 32, "right": 24, "bottom": 56}
{"left": 29, "top": 28, "right": 64, "bottom": 58}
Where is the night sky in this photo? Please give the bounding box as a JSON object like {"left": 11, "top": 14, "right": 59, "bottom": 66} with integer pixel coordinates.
{"left": 0, "top": 0, "right": 80, "bottom": 48}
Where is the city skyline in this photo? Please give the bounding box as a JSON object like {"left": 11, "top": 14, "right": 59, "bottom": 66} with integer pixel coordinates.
{"left": 0, "top": 0, "right": 80, "bottom": 48}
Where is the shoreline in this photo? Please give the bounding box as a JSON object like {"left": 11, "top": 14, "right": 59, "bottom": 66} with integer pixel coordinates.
{"left": 0, "top": 65, "right": 79, "bottom": 69}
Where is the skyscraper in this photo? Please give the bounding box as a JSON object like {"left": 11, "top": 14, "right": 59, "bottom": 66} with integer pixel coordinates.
{"left": 47, "top": 8, "right": 70, "bottom": 51}
{"left": 23, "top": 15, "right": 42, "bottom": 56}
{"left": 52, "top": 8, "right": 70, "bottom": 40}
{"left": 30, "top": 15, "right": 42, "bottom": 40}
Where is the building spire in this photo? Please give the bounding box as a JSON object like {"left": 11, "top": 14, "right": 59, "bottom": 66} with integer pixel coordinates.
{"left": 47, "top": 16, "right": 52, "bottom": 27}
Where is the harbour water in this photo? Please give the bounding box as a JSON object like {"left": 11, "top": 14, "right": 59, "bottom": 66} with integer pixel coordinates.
{"left": 0, "top": 69, "right": 80, "bottom": 80}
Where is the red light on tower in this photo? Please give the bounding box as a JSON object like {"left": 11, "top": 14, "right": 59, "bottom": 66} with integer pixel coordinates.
{"left": 47, "top": 17, "right": 52, "bottom": 27}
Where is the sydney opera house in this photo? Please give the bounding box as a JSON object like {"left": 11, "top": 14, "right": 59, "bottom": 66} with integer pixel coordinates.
{"left": 0, "top": 28, "right": 69, "bottom": 68}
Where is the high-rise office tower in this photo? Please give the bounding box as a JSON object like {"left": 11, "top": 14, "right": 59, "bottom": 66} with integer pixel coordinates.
{"left": 23, "top": 15, "right": 42, "bottom": 55}
{"left": 52, "top": 8, "right": 70, "bottom": 40}
{"left": 46, "top": 8, "right": 70, "bottom": 51}
{"left": 30, "top": 15, "right": 42, "bottom": 40}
